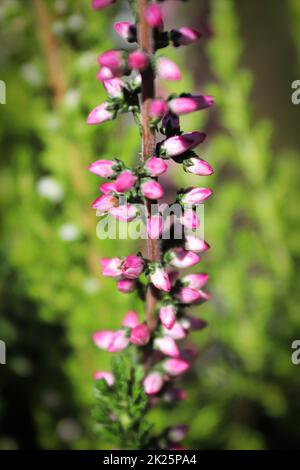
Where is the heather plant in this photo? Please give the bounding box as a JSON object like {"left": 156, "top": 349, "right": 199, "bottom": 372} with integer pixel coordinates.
{"left": 89, "top": 0, "right": 214, "bottom": 449}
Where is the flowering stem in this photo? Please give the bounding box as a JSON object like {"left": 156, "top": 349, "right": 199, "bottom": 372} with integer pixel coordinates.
{"left": 138, "top": 0, "right": 161, "bottom": 332}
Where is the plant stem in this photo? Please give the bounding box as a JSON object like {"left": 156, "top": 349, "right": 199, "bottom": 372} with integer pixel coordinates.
{"left": 137, "top": 0, "right": 161, "bottom": 332}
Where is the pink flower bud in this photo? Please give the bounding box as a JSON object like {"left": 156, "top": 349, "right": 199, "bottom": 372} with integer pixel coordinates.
{"left": 163, "top": 358, "right": 190, "bottom": 376}
{"left": 161, "top": 132, "right": 206, "bottom": 157}
{"left": 100, "top": 257, "right": 123, "bottom": 277}
{"left": 149, "top": 265, "right": 171, "bottom": 292}
{"left": 176, "top": 287, "right": 201, "bottom": 304}
{"left": 94, "top": 371, "right": 114, "bottom": 386}
{"left": 92, "top": 0, "right": 116, "bottom": 10}
{"left": 117, "top": 278, "right": 136, "bottom": 293}
{"left": 103, "top": 78, "right": 123, "bottom": 98}
{"left": 99, "top": 181, "right": 116, "bottom": 194}
{"left": 114, "top": 22, "right": 136, "bottom": 42}
{"left": 145, "top": 157, "right": 168, "bottom": 177}
{"left": 182, "top": 273, "right": 209, "bottom": 290}
{"left": 167, "top": 247, "right": 200, "bottom": 268}
{"left": 179, "top": 209, "right": 200, "bottom": 229}
{"left": 180, "top": 187, "right": 213, "bottom": 204}
{"left": 115, "top": 170, "right": 137, "bottom": 193}
{"left": 150, "top": 99, "right": 169, "bottom": 118}
{"left": 108, "top": 329, "right": 129, "bottom": 352}
{"left": 159, "top": 305, "right": 177, "bottom": 329}
{"left": 130, "top": 323, "right": 150, "bottom": 346}
{"left": 157, "top": 57, "right": 181, "bottom": 81}
{"left": 141, "top": 179, "right": 164, "bottom": 199}
{"left": 144, "top": 4, "right": 164, "bottom": 30}
{"left": 97, "top": 67, "right": 114, "bottom": 81}
{"left": 154, "top": 336, "right": 180, "bottom": 357}
{"left": 183, "top": 157, "right": 213, "bottom": 175}
{"left": 122, "top": 310, "right": 139, "bottom": 328}
{"left": 147, "top": 214, "right": 164, "bottom": 239}
{"left": 162, "top": 321, "right": 187, "bottom": 340}
{"left": 98, "top": 49, "right": 126, "bottom": 76}
{"left": 185, "top": 236, "right": 209, "bottom": 253}
{"left": 110, "top": 204, "right": 138, "bottom": 222}
{"left": 128, "top": 51, "right": 149, "bottom": 71}
{"left": 143, "top": 371, "right": 164, "bottom": 395}
{"left": 172, "top": 27, "right": 202, "bottom": 46}
{"left": 121, "top": 255, "right": 144, "bottom": 279}
{"left": 169, "top": 95, "right": 214, "bottom": 115}
{"left": 91, "top": 194, "right": 118, "bottom": 214}
{"left": 88, "top": 159, "right": 119, "bottom": 178}
{"left": 93, "top": 330, "right": 114, "bottom": 349}
{"left": 87, "top": 103, "right": 114, "bottom": 125}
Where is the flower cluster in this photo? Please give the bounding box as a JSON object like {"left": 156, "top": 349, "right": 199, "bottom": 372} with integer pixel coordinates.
{"left": 88, "top": 0, "right": 214, "bottom": 449}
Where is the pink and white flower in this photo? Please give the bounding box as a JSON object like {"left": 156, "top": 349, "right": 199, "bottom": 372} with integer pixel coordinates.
{"left": 91, "top": 194, "right": 117, "bottom": 213}
{"left": 154, "top": 336, "right": 180, "bottom": 357}
{"left": 115, "top": 170, "right": 137, "bottom": 193}
{"left": 183, "top": 157, "right": 213, "bottom": 176}
{"left": 161, "top": 132, "right": 206, "bottom": 157}
{"left": 110, "top": 204, "right": 138, "bottom": 222}
{"left": 144, "top": 4, "right": 164, "bottom": 30}
{"left": 94, "top": 371, "right": 115, "bottom": 386}
{"left": 141, "top": 179, "right": 164, "bottom": 199}
{"left": 156, "top": 57, "right": 181, "bottom": 81}
{"left": 181, "top": 273, "right": 209, "bottom": 290}
{"left": 98, "top": 49, "right": 127, "bottom": 76}
{"left": 117, "top": 278, "right": 136, "bottom": 293}
{"left": 100, "top": 257, "right": 123, "bottom": 277}
{"left": 130, "top": 323, "right": 150, "bottom": 346}
{"left": 149, "top": 264, "right": 171, "bottom": 292}
{"left": 180, "top": 187, "right": 213, "bottom": 204}
{"left": 121, "top": 255, "right": 144, "bottom": 279}
{"left": 176, "top": 287, "right": 202, "bottom": 304}
{"left": 108, "top": 329, "right": 129, "bottom": 352}
{"left": 122, "top": 310, "right": 139, "bottom": 328}
{"left": 162, "top": 321, "right": 187, "bottom": 340}
{"left": 93, "top": 330, "right": 114, "bottom": 349}
{"left": 88, "top": 159, "right": 119, "bottom": 178}
{"left": 128, "top": 51, "right": 149, "bottom": 71}
{"left": 143, "top": 371, "right": 164, "bottom": 395}
{"left": 169, "top": 95, "right": 214, "bottom": 115}
{"left": 87, "top": 103, "right": 114, "bottom": 125}
{"left": 172, "top": 27, "right": 202, "bottom": 46}
{"left": 167, "top": 247, "right": 200, "bottom": 268}
{"left": 144, "top": 157, "right": 168, "bottom": 177}
{"left": 114, "top": 21, "right": 136, "bottom": 42}
{"left": 103, "top": 78, "right": 123, "bottom": 98}
{"left": 97, "top": 67, "right": 114, "bottom": 81}
{"left": 163, "top": 358, "right": 190, "bottom": 376}
{"left": 185, "top": 236, "right": 209, "bottom": 253}
{"left": 99, "top": 181, "right": 116, "bottom": 194}
{"left": 179, "top": 209, "right": 200, "bottom": 229}
{"left": 150, "top": 99, "right": 169, "bottom": 118}
{"left": 159, "top": 304, "right": 177, "bottom": 329}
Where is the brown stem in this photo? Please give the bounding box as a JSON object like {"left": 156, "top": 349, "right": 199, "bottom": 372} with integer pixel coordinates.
{"left": 138, "top": 0, "right": 161, "bottom": 332}
{"left": 33, "top": 0, "right": 66, "bottom": 105}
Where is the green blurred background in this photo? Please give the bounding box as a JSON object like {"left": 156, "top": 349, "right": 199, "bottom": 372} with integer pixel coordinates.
{"left": 1, "top": 0, "right": 300, "bottom": 449}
